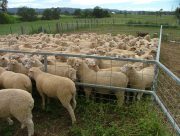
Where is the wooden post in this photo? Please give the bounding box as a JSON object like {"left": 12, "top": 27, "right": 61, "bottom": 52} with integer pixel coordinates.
{"left": 66, "top": 23, "right": 69, "bottom": 31}
{"left": 76, "top": 20, "right": 79, "bottom": 30}
{"left": 20, "top": 26, "right": 24, "bottom": 34}
{"left": 48, "top": 24, "right": 51, "bottom": 33}
{"left": 56, "top": 23, "right": 60, "bottom": 33}
{"left": 10, "top": 26, "right": 12, "bottom": 34}
{"left": 31, "top": 25, "right": 34, "bottom": 33}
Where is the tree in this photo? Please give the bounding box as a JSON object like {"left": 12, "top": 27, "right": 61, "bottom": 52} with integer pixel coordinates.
{"left": 0, "top": 0, "right": 8, "bottom": 12}
{"left": 82, "top": 9, "right": 92, "bottom": 18}
{"left": 17, "top": 7, "right": 37, "bottom": 21}
{"left": 159, "top": 8, "right": 163, "bottom": 17}
{"left": 73, "top": 9, "right": 82, "bottom": 17}
{"left": 42, "top": 8, "right": 60, "bottom": 20}
{"left": 92, "top": 6, "right": 110, "bottom": 18}
{"left": 175, "top": 7, "right": 180, "bottom": 24}
{"left": 92, "top": 6, "right": 103, "bottom": 18}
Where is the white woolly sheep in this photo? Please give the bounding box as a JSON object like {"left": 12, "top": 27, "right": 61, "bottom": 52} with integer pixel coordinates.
{"left": 67, "top": 58, "right": 128, "bottom": 106}
{"left": 7, "top": 59, "right": 28, "bottom": 75}
{"left": 121, "top": 64, "right": 154, "bottom": 100}
{"left": 0, "top": 89, "right": 34, "bottom": 136}
{"left": 0, "top": 67, "right": 32, "bottom": 93}
{"left": 28, "top": 67, "right": 77, "bottom": 124}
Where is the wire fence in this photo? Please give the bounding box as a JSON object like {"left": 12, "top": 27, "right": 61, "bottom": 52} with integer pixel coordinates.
{"left": 0, "top": 25, "right": 179, "bottom": 135}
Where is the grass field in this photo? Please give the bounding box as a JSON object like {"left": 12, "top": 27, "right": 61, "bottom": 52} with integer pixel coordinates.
{"left": 0, "top": 93, "right": 172, "bottom": 136}
{"left": 0, "top": 14, "right": 178, "bottom": 35}
{"left": 0, "top": 13, "right": 179, "bottom": 136}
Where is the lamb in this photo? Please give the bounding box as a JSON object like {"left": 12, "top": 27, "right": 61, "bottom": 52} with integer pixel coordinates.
{"left": 0, "top": 67, "right": 32, "bottom": 93}
{"left": 67, "top": 58, "right": 128, "bottom": 106}
{"left": 0, "top": 89, "right": 34, "bottom": 136}
{"left": 28, "top": 67, "right": 77, "bottom": 124}
{"left": 121, "top": 64, "right": 154, "bottom": 100}
{"left": 7, "top": 59, "right": 28, "bottom": 75}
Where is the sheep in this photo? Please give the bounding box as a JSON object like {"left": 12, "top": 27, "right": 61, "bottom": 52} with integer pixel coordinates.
{"left": 137, "top": 32, "right": 149, "bottom": 37}
{"left": 7, "top": 59, "right": 28, "bottom": 75}
{"left": 67, "top": 58, "right": 128, "bottom": 106}
{"left": 23, "top": 57, "right": 44, "bottom": 69}
{"left": 121, "top": 64, "right": 154, "bottom": 100}
{"left": 0, "top": 67, "right": 32, "bottom": 93}
{"left": 0, "top": 56, "right": 9, "bottom": 67}
{"left": 40, "top": 65, "right": 77, "bottom": 81}
{"left": 28, "top": 67, "right": 77, "bottom": 124}
{"left": 0, "top": 89, "right": 34, "bottom": 136}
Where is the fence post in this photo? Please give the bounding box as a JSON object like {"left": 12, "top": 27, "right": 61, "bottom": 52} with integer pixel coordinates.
{"left": 66, "top": 23, "right": 69, "bottom": 31}
{"left": 56, "top": 23, "right": 60, "bottom": 33}
{"left": 10, "top": 26, "right": 12, "bottom": 34}
{"left": 48, "top": 24, "right": 51, "bottom": 33}
{"left": 44, "top": 55, "right": 48, "bottom": 72}
{"left": 152, "top": 25, "right": 163, "bottom": 93}
{"left": 20, "top": 26, "right": 24, "bottom": 34}
{"left": 31, "top": 25, "right": 34, "bottom": 33}
{"left": 76, "top": 20, "right": 79, "bottom": 30}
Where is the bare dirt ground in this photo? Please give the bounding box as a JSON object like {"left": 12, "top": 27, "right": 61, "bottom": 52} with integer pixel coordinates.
{"left": 160, "top": 42, "right": 180, "bottom": 77}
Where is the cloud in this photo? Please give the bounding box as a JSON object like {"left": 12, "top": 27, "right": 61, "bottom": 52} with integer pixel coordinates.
{"left": 8, "top": 0, "right": 61, "bottom": 8}
{"left": 70, "top": 0, "right": 160, "bottom": 6}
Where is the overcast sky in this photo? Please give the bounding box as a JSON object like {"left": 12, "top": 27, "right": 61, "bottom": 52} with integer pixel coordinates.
{"left": 7, "top": 0, "right": 179, "bottom": 11}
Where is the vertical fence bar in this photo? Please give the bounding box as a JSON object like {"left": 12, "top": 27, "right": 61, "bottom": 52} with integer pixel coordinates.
{"left": 31, "top": 25, "right": 34, "bottom": 33}
{"left": 152, "top": 25, "right": 163, "bottom": 93}
{"left": 10, "top": 26, "right": 12, "bottom": 34}
{"left": 48, "top": 24, "right": 51, "bottom": 33}
{"left": 156, "top": 25, "right": 163, "bottom": 61}
{"left": 44, "top": 55, "right": 48, "bottom": 72}
{"left": 56, "top": 23, "right": 60, "bottom": 33}
{"left": 21, "top": 26, "right": 24, "bottom": 34}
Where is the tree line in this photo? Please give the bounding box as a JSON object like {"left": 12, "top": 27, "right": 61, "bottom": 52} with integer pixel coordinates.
{"left": 73, "top": 6, "right": 110, "bottom": 18}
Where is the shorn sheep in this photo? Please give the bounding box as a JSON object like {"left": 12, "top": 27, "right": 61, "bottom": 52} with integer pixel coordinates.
{"left": 121, "top": 64, "right": 154, "bottom": 100}
{"left": 67, "top": 58, "right": 128, "bottom": 106}
{"left": 0, "top": 89, "right": 34, "bottom": 136}
{"left": 28, "top": 67, "right": 77, "bottom": 124}
{"left": 0, "top": 67, "right": 32, "bottom": 93}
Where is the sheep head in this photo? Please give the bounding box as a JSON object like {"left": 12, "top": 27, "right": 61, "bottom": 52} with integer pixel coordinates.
{"left": 121, "top": 64, "right": 135, "bottom": 75}
{"left": 67, "top": 58, "right": 82, "bottom": 70}
{"left": 28, "top": 67, "right": 42, "bottom": 79}
{"left": 0, "top": 56, "right": 9, "bottom": 67}
{"left": 7, "top": 59, "right": 18, "bottom": 71}
{"left": 66, "top": 68, "right": 77, "bottom": 81}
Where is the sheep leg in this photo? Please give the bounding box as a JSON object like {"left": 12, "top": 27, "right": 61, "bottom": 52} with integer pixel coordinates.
{"left": 39, "top": 92, "right": 46, "bottom": 110}
{"left": 6, "top": 117, "right": 14, "bottom": 125}
{"left": 125, "top": 92, "right": 130, "bottom": 104}
{"left": 62, "top": 102, "right": 76, "bottom": 124}
{"left": 137, "top": 92, "right": 143, "bottom": 101}
{"left": 115, "top": 91, "right": 124, "bottom": 107}
{"left": 84, "top": 87, "right": 92, "bottom": 101}
{"left": 132, "top": 92, "right": 137, "bottom": 102}
{"left": 25, "top": 119, "right": 34, "bottom": 136}
{"left": 71, "top": 93, "right": 77, "bottom": 110}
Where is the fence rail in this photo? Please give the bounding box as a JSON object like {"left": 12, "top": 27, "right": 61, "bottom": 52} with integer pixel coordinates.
{"left": 0, "top": 25, "right": 179, "bottom": 135}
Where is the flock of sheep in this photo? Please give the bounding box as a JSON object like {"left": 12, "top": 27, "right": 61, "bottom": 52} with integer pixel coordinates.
{"left": 0, "top": 32, "right": 158, "bottom": 136}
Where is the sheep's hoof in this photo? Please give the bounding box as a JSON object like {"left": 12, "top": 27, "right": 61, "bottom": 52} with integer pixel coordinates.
{"left": 46, "top": 105, "right": 52, "bottom": 112}
{"left": 72, "top": 120, "right": 77, "bottom": 125}
{"left": 21, "top": 124, "right": 25, "bottom": 129}
{"left": 8, "top": 119, "right": 14, "bottom": 126}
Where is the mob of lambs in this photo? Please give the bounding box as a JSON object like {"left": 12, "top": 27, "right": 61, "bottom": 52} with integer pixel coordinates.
{"left": 0, "top": 32, "right": 156, "bottom": 136}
